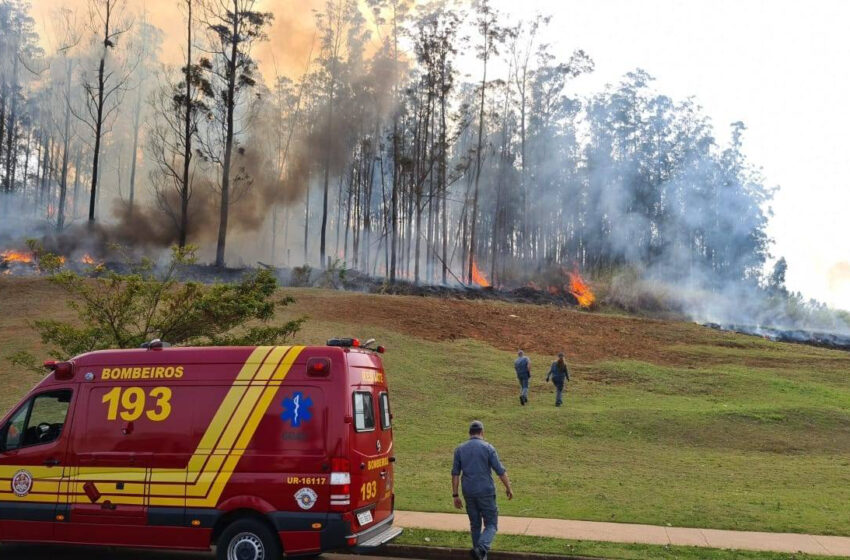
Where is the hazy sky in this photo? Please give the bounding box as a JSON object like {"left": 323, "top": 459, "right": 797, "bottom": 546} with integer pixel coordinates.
{"left": 490, "top": 0, "right": 850, "bottom": 309}
{"left": 31, "top": 0, "right": 850, "bottom": 310}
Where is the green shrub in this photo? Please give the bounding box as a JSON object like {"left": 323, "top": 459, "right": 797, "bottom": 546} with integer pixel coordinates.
{"left": 15, "top": 246, "right": 305, "bottom": 362}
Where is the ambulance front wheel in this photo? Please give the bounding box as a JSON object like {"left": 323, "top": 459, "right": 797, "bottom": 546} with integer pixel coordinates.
{"left": 217, "top": 518, "right": 283, "bottom": 560}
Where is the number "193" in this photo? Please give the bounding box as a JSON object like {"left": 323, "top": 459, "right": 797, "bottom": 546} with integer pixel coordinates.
{"left": 360, "top": 481, "right": 378, "bottom": 501}
{"left": 102, "top": 387, "right": 172, "bottom": 422}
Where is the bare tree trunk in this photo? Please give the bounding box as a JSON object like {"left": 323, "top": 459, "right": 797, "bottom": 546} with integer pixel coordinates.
{"left": 271, "top": 206, "right": 277, "bottom": 264}
{"left": 8, "top": 119, "right": 19, "bottom": 197}
{"left": 336, "top": 172, "right": 345, "bottom": 260}
{"left": 320, "top": 67, "right": 336, "bottom": 269}
{"left": 0, "top": 84, "right": 7, "bottom": 180}
{"left": 32, "top": 130, "right": 42, "bottom": 217}
{"left": 127, "top": 86, "right": 142, "bottom": 216}
{"left": 178, "top": 0, "right": 194, "bottom": 247}
{"left": 57, "top": 60, "right": 74, "bottom": 231}
{"left": 72, "top": 148, "right": 82, "bottom": 220}
{"left": 469, "top": 29, "right": 489, "bottom": 284}
{"left": 282, "top": 205, "right": 290, "bottom": 265}
{"left": 414, "top": 185, "right": 422, "bottom": 285}
{"left": 88, "top": 3, "right": 111, "bottom": 224}
{"left": 21, "top": 127, "right": 32, "bottom": 199}
{"left": 304, "top": 175, "right": 310, "bottom": 263}
{"left": 49, "top": 142, "right": 61, "bottom": 218}
{"left": 440, "top": 80, "right": 448, "bottom": 285}
{"left": 490, "top": 76, "right": 512, "bottom": 284}
{"left": 388, "top": 4, "right": 401, "bottom": 283}
{"left": 2, "top": 52, "right": 20, "bottom": 193}
{"left": 343, "top": 171, "right": 352, "bottom": 263}
{"left": 214, "top": 1, "right": 240, "bottom": 267}
{"left": 39, "top": 136, "right": 52, "bottom": 214}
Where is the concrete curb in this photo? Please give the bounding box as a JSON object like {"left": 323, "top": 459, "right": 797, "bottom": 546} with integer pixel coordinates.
{"left": 394, "top": 511, "right": 850, "bottom": 557}
{"left": 375, "top": 544, "right": 601, "bottom": 560}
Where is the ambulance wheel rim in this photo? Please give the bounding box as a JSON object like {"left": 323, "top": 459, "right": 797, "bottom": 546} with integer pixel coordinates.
{"left": 228, "top": 532, "right": 265, "bottom": 560}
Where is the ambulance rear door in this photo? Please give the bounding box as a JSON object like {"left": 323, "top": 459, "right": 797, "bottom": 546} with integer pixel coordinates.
{"left": 347, "top": 351, "right": 393, "bottom": 533}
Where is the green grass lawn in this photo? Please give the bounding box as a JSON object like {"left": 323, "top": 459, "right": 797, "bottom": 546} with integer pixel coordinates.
{"left": 2, "top": 280, "right": 849, "bottom": 537}
{"left": 295, "top": 319, "right": 850, "bottom": 536}
{"left": 396, "top": 528, "right": 842, "bottom": 560}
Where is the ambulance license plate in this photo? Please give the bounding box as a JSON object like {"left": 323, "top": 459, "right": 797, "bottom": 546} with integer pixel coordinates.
{"left": 357, "top": 510, "right": 373, "bottom": 526}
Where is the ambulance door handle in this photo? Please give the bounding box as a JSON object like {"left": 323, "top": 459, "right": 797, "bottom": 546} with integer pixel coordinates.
{"left": 43, "top": 458, "right": 60, "bottom": 467}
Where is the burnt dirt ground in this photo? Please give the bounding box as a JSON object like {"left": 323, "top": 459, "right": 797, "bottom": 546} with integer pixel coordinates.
{"left": 284, "top": 288, "right": 849, "bottom": 369}
{"left": 0, "top": 277, "right": 760, "bottom": 368}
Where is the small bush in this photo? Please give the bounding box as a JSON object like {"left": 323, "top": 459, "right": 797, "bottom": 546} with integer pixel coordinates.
{"left": 291, "top": 264, "right": 313, "bottom": 287}
{"left": 317, "top": 258, "right": 347, "bottom": 289}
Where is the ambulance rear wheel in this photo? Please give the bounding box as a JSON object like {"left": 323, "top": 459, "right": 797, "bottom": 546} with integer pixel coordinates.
{"left": 217, "top": 518, "right": 282, "bottom": 560}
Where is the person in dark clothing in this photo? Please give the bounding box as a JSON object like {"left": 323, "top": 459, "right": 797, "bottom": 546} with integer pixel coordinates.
{"left": 452, "top": 420, "right": 513, "bottom": 560}
{"left": 513, "top": 350, "right": 531, "bottom": 405}
{"left": 546, "top": 352, "right": 570, "bottom": 406}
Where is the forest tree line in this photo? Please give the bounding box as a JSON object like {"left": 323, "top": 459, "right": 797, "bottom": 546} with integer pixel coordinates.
{"left": 0, "top": 0, "right": 774, "bottom": 293}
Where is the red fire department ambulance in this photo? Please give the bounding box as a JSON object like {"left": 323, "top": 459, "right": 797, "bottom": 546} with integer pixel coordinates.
{"left": 0, "top": 339, "right": 400, "bottom": 559}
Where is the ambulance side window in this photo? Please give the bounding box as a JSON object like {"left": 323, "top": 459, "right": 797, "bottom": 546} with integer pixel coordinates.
{"left": 353, "top": 391, "right": 375, "bottom": 432}
{"left": 1, "top": 390, "right": 71, "bottom": 451}
{"left": 1, "top": 401, "right": 30, "bottom": 451}
{"left": 379, "top": 392, "right": 391, "bottom": 430}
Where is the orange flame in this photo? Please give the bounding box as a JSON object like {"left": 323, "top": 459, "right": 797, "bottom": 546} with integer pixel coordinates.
{"left": 568, "top": 267, "right": 596, "bottom": 308}
{"left": 471, "top": 259, "right": 490, "bottom": 288}
{"left": 81, "top": 254, "right": 98, "bottom": 265}
{"left": 1, "top": 250, "right": 34, "bottom": 264}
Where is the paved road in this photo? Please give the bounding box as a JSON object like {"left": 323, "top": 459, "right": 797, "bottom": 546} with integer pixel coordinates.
{"left": 0, "top": 544, "right": 411, "bottom": 560}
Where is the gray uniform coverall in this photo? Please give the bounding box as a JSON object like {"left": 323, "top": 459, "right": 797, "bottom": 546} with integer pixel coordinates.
{"left": 452, "top": 437, "right": 507, "bottom": 554}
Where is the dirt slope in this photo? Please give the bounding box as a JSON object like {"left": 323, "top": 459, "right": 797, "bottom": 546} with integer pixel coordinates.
{"left": 2, "top": 278, "right": 847, "bottom": 370}
{"left": 286, "top": 290, "right": 848, "bottom": 368}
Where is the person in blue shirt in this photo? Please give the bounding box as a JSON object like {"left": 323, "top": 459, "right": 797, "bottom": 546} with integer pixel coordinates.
{"left": 452, "top": 420, "right": 513, "bottom": 560}
{"left": 513, "top": 350, "right": 531, "bottom": 405}
{"left": 546, "top": 352, "right": 570, "bottom": 407}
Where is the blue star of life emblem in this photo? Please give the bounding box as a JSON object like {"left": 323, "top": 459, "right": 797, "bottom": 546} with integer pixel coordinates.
{"left": 281, "top": 392, "right": 313, "bottom": 428}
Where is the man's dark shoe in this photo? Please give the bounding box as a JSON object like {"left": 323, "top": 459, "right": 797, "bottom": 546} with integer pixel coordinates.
{"left": 519, "top": 396, "right": 525, "bottom": 405}
{"left": 477, "top": 547, "right": 488, "bottom": 560}
{"left": 469, "top": 548, "right": 479, "bottom": 560}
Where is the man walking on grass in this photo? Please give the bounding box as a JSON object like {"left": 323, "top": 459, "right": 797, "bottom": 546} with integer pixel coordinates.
{"left": 546, "top": 352, "right": 571, "bottom": 407}
{"left": 514, "top": 350, "right": 531, "bottom": 405}
{"left": 452, "top": 420, "right": 514, "bottom": 560}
